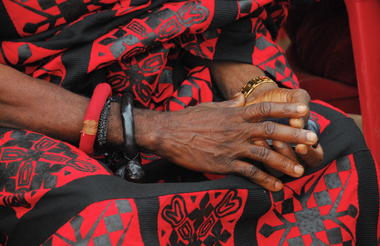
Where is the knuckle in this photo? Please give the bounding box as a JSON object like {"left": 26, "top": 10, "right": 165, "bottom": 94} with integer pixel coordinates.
{"left": 251, "top": 145, "right": 270, "bottom": 160}
{"left": 242, "top": 165, "right": 260, "bottom": 179}
{"left": 285, "top": 90, "right": 293, "bottom": 102}
{"left": 224, "top": 159, "right": 237, "bottom": 173}
{"left": 263, "top": 175, "right": 275, "bottom": 186}
{"left": 242, "top": 105, "right": 252, "bottom": 118}
{"left": 258, "top": 102, "right": 272, "bottom": 116}
{"left": 228, "top": 161, "right": 239, "bottom": 173}
{"left": 280, "top": 160, "right": 292, "bottom": 171}
{"left": 292, "top": 128, "right": 303, "bottom": 140}
{"left": 295, "top": 88, "right": 311, "bottom": 101}
{"left": 263, "top": 121, "right": 276, "bottom": 136}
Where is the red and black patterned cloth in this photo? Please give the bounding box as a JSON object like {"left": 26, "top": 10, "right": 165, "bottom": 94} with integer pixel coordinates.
{"left": 0, "top": 0, "right": 378, "bottom": 245}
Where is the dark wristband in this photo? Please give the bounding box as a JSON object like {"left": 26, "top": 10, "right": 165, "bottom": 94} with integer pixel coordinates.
{"left": 120, "top": 93, "right": 139, "bottom": 157}
{"left": 119, "top": 93, "right": 144, "bottom": 180}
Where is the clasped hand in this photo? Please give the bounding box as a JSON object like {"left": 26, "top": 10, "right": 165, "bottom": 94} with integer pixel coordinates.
{"left": 145, "top": 94, "right": 319, "bottom": 191}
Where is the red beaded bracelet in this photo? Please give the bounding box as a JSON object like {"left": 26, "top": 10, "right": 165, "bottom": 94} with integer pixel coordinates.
{"left": 79, "top": 83, "right": 112, "bottom": 155}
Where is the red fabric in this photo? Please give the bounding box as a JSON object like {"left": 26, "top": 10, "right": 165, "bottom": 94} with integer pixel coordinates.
{"left": 0, "top": 130, "right": 111, "bottom": 220}
{"left": 47, "top": 199, "right": 145, "bottom": 245}
{"left": 258, "top": 154, "right": 359, "bottom": 245}
{"left": 345, "top": 0, "right": 380, "bottom": 236}
{"left": 345, "top": 0, "right": 380, "bottom": 170}
{"left": 297, "top": 72, "right": 360, "bottom": 114}
{"left": 157, "top": 190, "right": 248, "bottom": 245}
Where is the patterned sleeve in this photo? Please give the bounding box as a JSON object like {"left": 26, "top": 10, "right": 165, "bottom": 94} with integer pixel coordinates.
{"left": 210, "top": 0, "right": 299, "bottom": 88}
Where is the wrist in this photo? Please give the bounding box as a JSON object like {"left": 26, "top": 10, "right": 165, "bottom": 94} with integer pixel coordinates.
{"left": 247, "top": 80, "right": 278, "bottom": 100}
{"left": 107, "top": 103, "right": 159, "bottom": 151}
{"left": 133, "top": 109, "right": 160, "bottom": 150}
{"left": 106, "top": 102, "right": 123, "bottom": 146}
{"left": 211, "top": 61, "right": 269, "bottom": 100}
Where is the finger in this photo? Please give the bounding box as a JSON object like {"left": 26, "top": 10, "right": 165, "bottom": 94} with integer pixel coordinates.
{"left": 288, "top": 89, "right": 311, "bottom": 105}
{"left": 268, "top": 141, "right": 297, "bottom": 177}
{"left": 245, "top": 121, "right": 318, "bottom": 145}
{"left": 289, "top": 118, "right": 305, "bottom": 129}
{"left": 298, "top": 144, "right": 324, "bottom": 169}
{"left": 272, "top": 141, "right": 297, "bottom": 161}
{"left": 243, "top": 144, "right": 304, "bottom": 178}
{"left": 246, "top": 88, "right": 311, "bottom": 105}
{"left": 242, "top": 102, "right": 308, "bottom": 122}
{"left": 253, "top": 140, "right": 284, "bottom": 177}
{"left": 253, "top": 139, "right": 270, "bottom": 148}
{"left": 231, "top": 160, "right": 283, "bottom": 191}
{"left": 295, "top": 144, "right": 309, "bottom": 155}
{"left": 288, "top": 89, "right": 311, "bottom": 127}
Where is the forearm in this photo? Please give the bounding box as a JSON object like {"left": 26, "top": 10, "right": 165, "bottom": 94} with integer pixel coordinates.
{"left": 0, "top": 65, "right": 318, "bottom": 191}
{"left": 210, "top": 61, "right": 278, "bottom": 100}
{"left": 0, "top": 64, "right": 155, "bottom": 148}
{"left": 0, "top": 64, "right": 87, "bottom": 142}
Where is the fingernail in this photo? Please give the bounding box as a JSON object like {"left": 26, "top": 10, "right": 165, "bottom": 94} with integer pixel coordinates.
{"left": 297, "top": 105, "right": 307, "bottom": 113}
{"left": 306, "top": 132, "right": 317, "bottom": 142}
{"left": 275, "top": 181, "right": 283, "bottom": 190}
{"left": 294, "top": 165, "right": 304, "bottom": 175}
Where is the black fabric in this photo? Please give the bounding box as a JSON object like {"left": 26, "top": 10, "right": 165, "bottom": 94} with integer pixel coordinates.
{"left": 214, "top": 18, "right": 255, "bottom": 64}
{"left": 291, "top": 0, "right": 316, "bottom": 6}
{"left": 8, "top": 174, "right": 267, "bottom": 246}
{"left": 135, "top": 198, "right": 160, "bottom": 245}
{"left": 0, "top": 2, "right": 20, "bottom": 40}
{"left": 354, "top": 150, "right": 379, "bottom": 246}
{"left": 8, "top": 0, "right": 165, "bottom": 51}
{"left": 210, "top": 0, "right": 238, "bottom": 29}
{"left": 0, "top": 207, "right": 18, "bottom": 236}
{"left": 60, "top": 44, "right": 97, "bottom": 95}
{"left": 318, "top": 117, "right": 366, "bottom": 164}
{"left": 310, "top": 103, "right": 367, "bottom": 165}
{"left": 234, "top": 190, "right": 271, "bottom": 246}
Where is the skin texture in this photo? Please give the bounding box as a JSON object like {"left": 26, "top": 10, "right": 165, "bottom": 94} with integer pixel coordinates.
{"left": 247, "top": 88, "right": 324, "bottom": 168}
{"left": 0, "top": 63, "right": 319, "bottom": 191}
{"left": 137, "top": 96, "right": 317, "bottom": 191}
{"left": 211, "top": 61, "right": 324, "bottom": 169}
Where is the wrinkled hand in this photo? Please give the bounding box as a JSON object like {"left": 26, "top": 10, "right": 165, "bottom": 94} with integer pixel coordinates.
{"left": 247, "top": 88, "right": 323, "bottom": 169}
{"left": 247, "top": 87, "right": 310, "bottom": 128}
{"left": 209, "top": 60, "right": 323, "bottom": 169}
{"left": 140, "top": 94, "right": 318, "bottom": 191}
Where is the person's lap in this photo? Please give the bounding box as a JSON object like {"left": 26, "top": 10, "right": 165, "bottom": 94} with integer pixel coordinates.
{"left": 0, "top": 100, "right": 378, "bottom": 245}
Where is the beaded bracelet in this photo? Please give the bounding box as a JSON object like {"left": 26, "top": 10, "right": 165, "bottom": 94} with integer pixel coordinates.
{"left": 79, "top": 83, "right": 112, "bottom": 155}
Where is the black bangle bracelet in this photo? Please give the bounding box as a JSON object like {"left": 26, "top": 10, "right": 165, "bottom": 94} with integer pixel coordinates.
{"left": 120, "top": 93, "right": 138, "bottom": 157}
{"left": 118, "top": 93, "right": 144, "bottom": 180}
